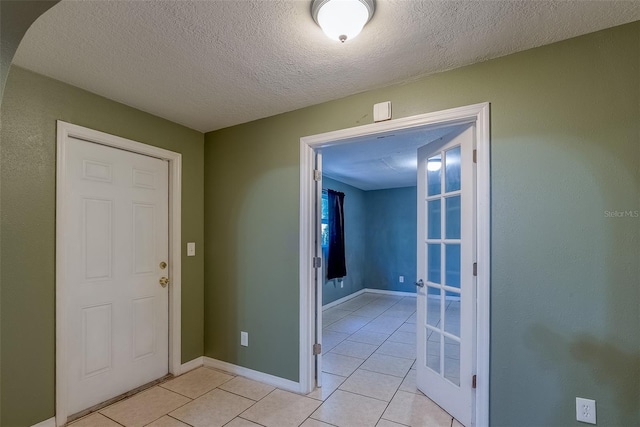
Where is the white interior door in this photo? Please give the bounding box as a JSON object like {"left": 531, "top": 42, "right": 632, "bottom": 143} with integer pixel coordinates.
{"left": 416, "top": 125, "right": 476, "bottom": 426}
{"left": 62, "top": 137, "right": 169, "bottom": 415}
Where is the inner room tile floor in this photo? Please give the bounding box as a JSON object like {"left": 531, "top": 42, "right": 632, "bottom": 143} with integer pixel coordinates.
{"left": 70, "top": 292, "right": 461, "bottom": 427}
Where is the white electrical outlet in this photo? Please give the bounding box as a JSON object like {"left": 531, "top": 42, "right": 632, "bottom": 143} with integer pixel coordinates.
{"left": 240, "top": 331, "right": 248, "bottom": 347}
{"left": 576, "top": 397, "right": 596, "bottom": 424}
{"left": 399, "top": 276, "right": 405, "bottom": 283}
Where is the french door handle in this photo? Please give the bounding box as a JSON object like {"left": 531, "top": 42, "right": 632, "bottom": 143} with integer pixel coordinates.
{"left": 159, "top": 277, "right": 169, "bottom": 288}
{"left": 415, "top": 279, "right": 424, "bottom": 288}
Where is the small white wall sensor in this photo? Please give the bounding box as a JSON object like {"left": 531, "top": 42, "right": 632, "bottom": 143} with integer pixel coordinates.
{"left": 374, "top": 101, "right": 392, "bottom": 122}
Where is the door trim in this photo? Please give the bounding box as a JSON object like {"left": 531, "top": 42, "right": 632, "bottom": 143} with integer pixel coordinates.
{"left": 299, "top": 103, "right": 490, "bottom": 426}
{"left": 55, "top": 121, "right": 182, "bottom": 426}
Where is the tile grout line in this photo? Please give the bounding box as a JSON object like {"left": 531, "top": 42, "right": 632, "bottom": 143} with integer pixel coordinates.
{"left": 165, "top": 413, "right": 195, "bottom": 427}
{"left": 145, "top": 374, "right": 240, "bottom": 427}
{"left": 96, "top": 412, "right": 126, "bottom": 427}
{"left": 241, "top": 415, "right": 268, "bottom": 426}
{"left": 230, "top": 415, "right": 267, "bottom": 426}
{"left": 320, "top": 294, "right": 417, "bottom": 426}
{"left": 141, "top": 391, "right": 194, "bottom": 427}
{"left": 323, "top": 292, "right": 455, "bottom": 424}
{"left": 237, "top": 387, "right": 279, "bottom": 418}
{"left": 361, "top": 297, "right": 414, "bottom": 426}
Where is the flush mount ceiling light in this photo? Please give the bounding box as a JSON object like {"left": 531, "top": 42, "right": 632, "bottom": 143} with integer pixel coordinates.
{"left": 311, "top": 0, "right": 375, "bottom": 43}
{"left": 427, "top": 157, "right": 442, "bottom": 172}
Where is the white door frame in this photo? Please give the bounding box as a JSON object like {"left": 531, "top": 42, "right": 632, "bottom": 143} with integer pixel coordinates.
{"left": 55, "top": 121, "right": 182, "bottom": 426}
{"left": 299, "top": 102, "right": 490, "bottom": 426}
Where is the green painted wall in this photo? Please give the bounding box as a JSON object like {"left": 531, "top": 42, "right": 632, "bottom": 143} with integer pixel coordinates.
{"left": 204, "top": 22, "right": 639, "bottom": 426}
{"left": 1, "top": 3, "right": 59, "bottom": 422}
{"left": 0, "top": 66, "right": 205, "bottom": 427}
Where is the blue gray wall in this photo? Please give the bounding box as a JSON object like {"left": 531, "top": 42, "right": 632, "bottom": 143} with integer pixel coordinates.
{"left": 321, "top": 181, "right": 417, "bottom": 305}
{"left": 322, "top": 177, "right": 367, "bottom": 304}
{"left": 364, "top": 186, "right": 417, "bottom": 293}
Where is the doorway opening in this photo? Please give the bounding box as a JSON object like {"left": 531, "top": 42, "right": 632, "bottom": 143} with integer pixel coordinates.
{"left": 299, "top": 103, "right": 490, "bottom": 426}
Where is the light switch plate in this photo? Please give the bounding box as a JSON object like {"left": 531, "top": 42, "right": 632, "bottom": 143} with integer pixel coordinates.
{"left": 187, "top": 242, "right": 196, "bottom": 256}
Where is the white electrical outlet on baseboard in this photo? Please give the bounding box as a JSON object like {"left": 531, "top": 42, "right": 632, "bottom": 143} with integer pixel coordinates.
{"left": 399, "top": 276, "right": 404, "bottom": 283}
{"left": 240, "top": 331, "right": 248, "bottom": 347}
{"left": 576, "top": 397, "right": 596, "bottom": 424}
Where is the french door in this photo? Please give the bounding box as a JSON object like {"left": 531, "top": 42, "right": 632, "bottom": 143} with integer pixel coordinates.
{"left": 416, "top": 125, "right": 476, "bottom": 426}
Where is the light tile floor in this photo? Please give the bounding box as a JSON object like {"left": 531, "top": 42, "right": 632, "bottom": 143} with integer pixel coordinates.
{"left": 70, "top": 293, "right": 461, "bottom": 427}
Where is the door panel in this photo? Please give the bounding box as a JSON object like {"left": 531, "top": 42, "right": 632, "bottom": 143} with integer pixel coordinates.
{"left": 63, "top": 137, "right": 169, "bottom": 415}
{"left": 83, "top": 198, "right": 113, "bottom": 280}
{"left": 82, "top": 303, "right": 112, "bottom": 377}
{"left": 416, "top": 125, "right": 475, "bottom": 426}
{"left": 133, "top": 203, "right": 156, "bottom": 274}
{"left": 133, "top": 296, "right": 157, "bottom": 359}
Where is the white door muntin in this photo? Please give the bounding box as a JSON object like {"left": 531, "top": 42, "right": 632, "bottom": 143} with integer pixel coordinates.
{"left": 416, "top": 124, "right": 476, "bottom": 426}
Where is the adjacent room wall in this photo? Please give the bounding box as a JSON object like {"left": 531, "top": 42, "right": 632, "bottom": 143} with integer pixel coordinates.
{"left": 204, "top": 23, "right": 639, "bottom": 427}
{"left": 321, "top": 177, "right": 367, "bottom": 305}
{"left": 0, "top": 66, "right": 205, "bottom": 427}
{"left": 320, "top": 183, "right": 417, "bottom": 303}
{"left": 364, "top": 186, "right": 417, "bottom": 294}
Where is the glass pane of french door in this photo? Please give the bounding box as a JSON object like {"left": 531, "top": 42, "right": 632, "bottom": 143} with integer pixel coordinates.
{"left": 416, "top": 124, "right": 475, "bottom": 427}
{"left": 425, "top": 145, "right": 462, "bottom": 384}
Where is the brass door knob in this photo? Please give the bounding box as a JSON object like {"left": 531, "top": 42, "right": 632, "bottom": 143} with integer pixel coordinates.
{"left": 159, "top": 277, "right": 169, "bottom": 287}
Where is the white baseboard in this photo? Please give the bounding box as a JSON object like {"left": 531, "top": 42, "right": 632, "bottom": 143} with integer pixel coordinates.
{"left": 203, "top": 357, "right": 302, "bottom": 394}
{"left": 180, "top": 356, "right": 204, "bottom": 374}
{"left": 323, "top": 288, "right": 416, "bottom": 310}
{"left": 322, "top": 288, "right": 366, "bottom": 310}
{"left": 31, "top": 417, "right": 55, "bottom": 427}
{"left": 364, "top": 288, "right": 417, "bottom": 298}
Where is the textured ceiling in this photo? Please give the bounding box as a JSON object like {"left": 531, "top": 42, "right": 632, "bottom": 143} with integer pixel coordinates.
{"left": 13, "top": 0, "right": 640, "bottom": 132}
{"left": 322, "top": 123, "right": 467, "bottom": 191}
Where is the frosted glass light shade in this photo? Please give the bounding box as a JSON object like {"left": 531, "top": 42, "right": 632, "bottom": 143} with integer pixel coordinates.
{"left": 312, "top": 0, "right": 375, "bottom": 43}
{"left": 427, "top": 159, "right": 442, "bottom": 171}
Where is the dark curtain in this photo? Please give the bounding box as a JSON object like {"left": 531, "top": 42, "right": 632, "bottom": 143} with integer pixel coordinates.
{"left": 327, "top": 189, "right": 346, "bottom": 280}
